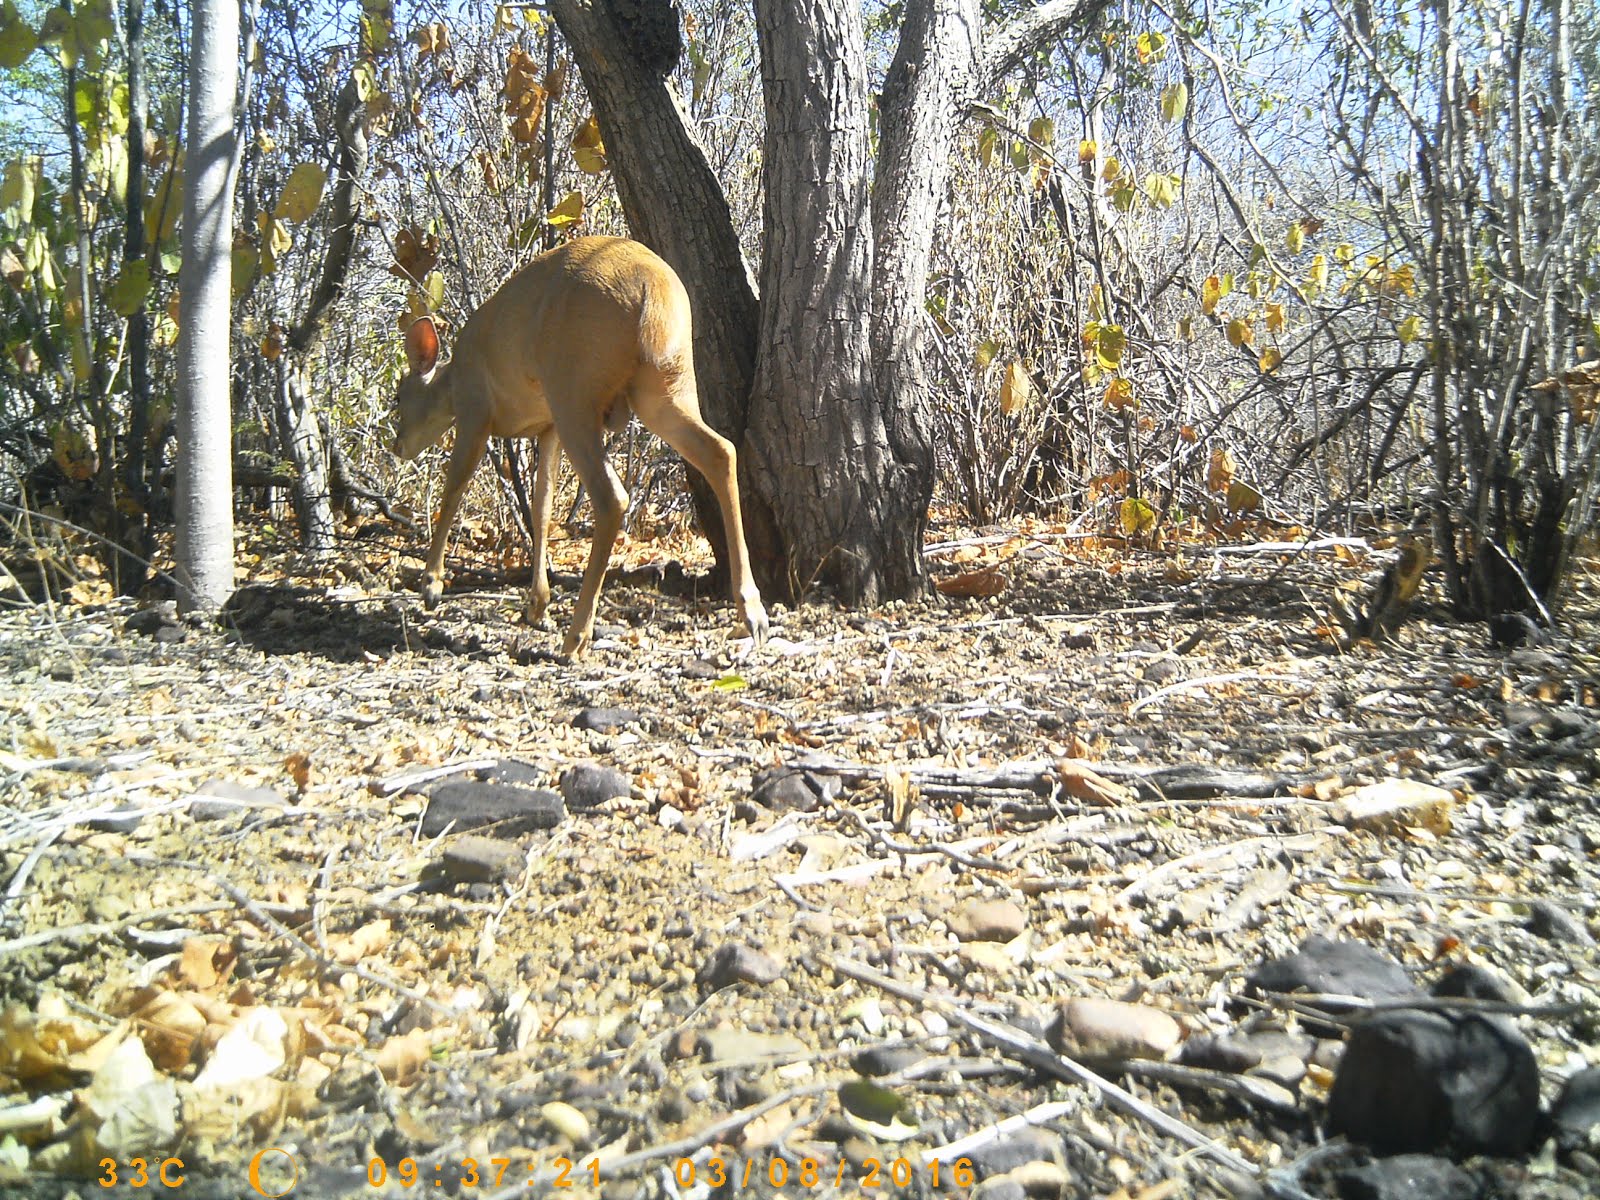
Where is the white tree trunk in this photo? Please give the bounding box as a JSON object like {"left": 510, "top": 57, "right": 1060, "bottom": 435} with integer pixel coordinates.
{"left": 174, "top": 0, "right": 239, "bottom": 612}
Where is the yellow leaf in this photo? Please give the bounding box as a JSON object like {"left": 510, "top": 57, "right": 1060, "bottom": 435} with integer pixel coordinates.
{"left": 1135, "top": 30, "right": 1166, "bottom": 65}
{"left": 1397, "top": 314, "right": 1422, "bottom": 344}
{"left": 1201, "top": 274, "right": 1222, "bottom": 315}
{"left": 1286, "top": 221, "right": 1305, "bottom": 255}
{"left": 1000, "top": 361, "right": 1033, "bottom": 415}
{"left": 974, "top": 339, "right": 999, "bottom": 370}
{"left": 1306, "top": 253, "right": 1329, "bottom": 294}
{"left": 1265, "top": 301, "right": 1285, "bottom": 333}
{"left": 1101, "top": 155, "right": 1122, "bottom": 182}
{"left": 1078, "top": 138, "right": 1097, "bottom": 164}
{"left": 1226, "top": 480, "right": 1262, "bottom": 512}
{"left": 1028, "top": 116, "right": 1055, "bottom": 147}
{"left": 1093, "top": 323, "right": 1126, "bottom": 371}
{"left": 545, "top": 190, "right": 584, "bottom": 227}
{"left": 1144, "top": 172, "right": 1179, "bottom": 209}
{"left": 145, "top": 165, "right": 182, "bottom": 245}
{"left": 979, "top": 127, "right": 999, "bottom": 167}
{"left": 1120, "top": 496, "right": 1157, "bottom": 535}
{"left": 1160, "top": 82, "right": 1188, "bottom": 123}
{"left": 1226, "top": 317, "right": 1253, "bottom": 348}
{"left": 571, "top": 114, "right": 607, "bottom": 174}
{"left": 1259, "top": 347, "right": 1282, "bottom": 373}
{"left": 275, "top": 162, "right": 326, "bottom": 223}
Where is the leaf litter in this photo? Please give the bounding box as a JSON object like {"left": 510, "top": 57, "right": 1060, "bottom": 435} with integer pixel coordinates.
{"left": 1, "top": 528, "right": 1598, "bottom": 1198}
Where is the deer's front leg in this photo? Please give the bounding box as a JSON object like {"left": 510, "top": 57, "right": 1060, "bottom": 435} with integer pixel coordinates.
{"left": 421, "top": 427, "right": 490, "bottom": 610}
{"left": 525, "top": 432, "right": 560, "bottom": 624}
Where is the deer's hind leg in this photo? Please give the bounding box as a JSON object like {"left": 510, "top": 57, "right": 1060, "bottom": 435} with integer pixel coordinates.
{"left": 628, "top": 362, "right": 767, "bottom": 644}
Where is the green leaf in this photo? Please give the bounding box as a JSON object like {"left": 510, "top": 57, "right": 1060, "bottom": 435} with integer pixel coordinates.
{"left": 0, "top": 0, "right": 40, "bottom": 69}
{"left": 1, "top": 155, "right": 39, "bottom": 220}
{"left": 1160, "top": 82, "right": 1188, "bottom": 123}
{"left": 977, "top": 126, "right": 998, "bottom": 168}
{"left": 107, "top": 259, "right": 151, "bottom": 316}
{"left": 1009, "top": 139, "right": 1029, "bottom": 172}
{"left": 711, "top": 673, "right": 747, "bottom": 692}
{"left": 1028, "top": 115, "right": 1055, "bottom": 147}
{"left": 1111, "top": 183, "right": 1137, "bottom": 212}
{"left": 1144, "top": 172, "right": 1180, "bottom": 208}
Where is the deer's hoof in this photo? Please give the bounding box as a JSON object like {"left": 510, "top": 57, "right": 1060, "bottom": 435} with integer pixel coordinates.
{"left": 742, "top": 596, "right": 769, "bottom": 647}
{"left": 421, "top": 578, "right": 444, "bottom": 611}
{"left": 560, "top": 628, "right": 590, "bottom": 660}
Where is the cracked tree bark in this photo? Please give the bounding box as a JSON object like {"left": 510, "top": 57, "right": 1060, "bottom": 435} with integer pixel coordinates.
{"left": 550, "top": 0, "right": 1105, "bottom": 605}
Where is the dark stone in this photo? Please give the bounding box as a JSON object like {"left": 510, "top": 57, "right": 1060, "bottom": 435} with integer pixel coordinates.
{"left": 1334, "top": 1154, "right": 1480, "bottom": 1200}
{"left": 126, "top": 605, "right": 180, "bottom": 636}
{"left": 1326, "top": 1009, "right": 1541, "bottom": 1157}
{"left": 1526, "top": 898, "right": 1594, "bottom": 946}
{"left": 962, "top": 1128, "right": 1064, "bottom": 1179}
{"left": 560, "top": 763, "right": 631, "bottom": 809}
{"left": 572, "top": 707, "right": 641, "bottom": 733}
{"left": 420, "top": 781, "right": 564, "bottom": 838}
{"left": 1247, "top": 936, "right": 1422, "bottom": 1014}
{"left": 1181, "top": 1030, "right": 1314, "bottom": 1073}
{"left": 1552, "top": 1067, "right": 1600, "bottom": 1152}
{"left": 852, "top": 1043, "right": 929, "bottom": 1078}
{"left": 751, "top": 767, "right": 825, "bottom": 812}
{"left": 190, "top": 779, "right": 289, "bottom": 821}
{"left": 483, "top": 759, "right": 545, "bottom": 788}
{"left": 1431, "top": 964, "right": 1517, "bottom": 1003}
{"left": 698, "top": 943, "right": 783, "bottom": 990}
{"left": 87, "top": 806, "right": 146, "bottom": 835}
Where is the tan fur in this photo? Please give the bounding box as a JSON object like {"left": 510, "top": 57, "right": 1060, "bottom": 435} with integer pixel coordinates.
{"left": 393, "top": 237, "right": 767, "bottom": 657}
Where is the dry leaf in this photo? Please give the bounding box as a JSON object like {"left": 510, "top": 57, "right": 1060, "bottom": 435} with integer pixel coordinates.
{"left": 1055, "top": 760, "right": 1136, "bottom": 806}
{"left": 935, "top": 567, "right": 1007, "bottom": 598}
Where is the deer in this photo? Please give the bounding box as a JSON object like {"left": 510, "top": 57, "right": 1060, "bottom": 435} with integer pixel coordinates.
{"left": 392, "top": 236, "right": 768, "bottom": 658}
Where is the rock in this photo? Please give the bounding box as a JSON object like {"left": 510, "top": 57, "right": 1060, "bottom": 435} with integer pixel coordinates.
{"left": 189, "top": 779, "right": 290, "bottom": 821}
{"left": 852, "top": 1043, "right": 929, "bottom": 1078}
{"left": 698, "top": 943, "right": 783, "bottom": 990}
{"left": 1247, "top": 936, "right": 1422, "bottom": 1015}
{"left": 964, "top": 1128, "right": 1065, "bottom": 1179}
{"left": 696, "top": 1027, "right": 808, "bottom": 1062}
{"left": 1326, "top": 1009, "right": 1541, "bottom": 1156}
{"left": 1552, "top": 1067, "right": 1600, "bottom": 1152}
{"left": 483, "top": 759, "right": 544, "bottom": 788}
{"left": 87, "top": 806, "right": 146, "bottom": 835}
{"left": 572, "top": 707, "right": 641, "bottom": 733}
{"left": 126, "top": 604, "right": 180, "bottom": 637}
{"left": 750, "top": 767, "right": 827, "bottom": 812}
{"left": 1332, "top": 779, "right": 1455, "bottom": 833}
{"left": 1182, "top": 1029, "right": 1314, "bottom": 1075}
{"left": 1526, "top": 898, "right": 1594, "bottom": 946}
{"left": 439, "top": 836, "right": 523, "bottom": 884}
{"left": 420, "top": 781, "right": 564, "bottom": 838}
{"left": 958, "top": 943, "right": 1015, "bottom": 975}
{"left": 975, "top": 1161, "right": 1071, "bottom": 1200}
{"left": 1049, "top": 997, "right": 1181, "bottom": 1065}
{"left": 1333, "top": 1154, "right": 1480, "bottom": 1200}
{"left": 560, "top": 763, "right": 631, "bottom": 809}
{"left": 950, "top": 899, "right": 1028, "bottom": 943}
{"left": 539, "top": 1100, "right": 591, "bottom": 1147}
{"left": 1430, "top": 963, "right": 1525, "bottom": 1004}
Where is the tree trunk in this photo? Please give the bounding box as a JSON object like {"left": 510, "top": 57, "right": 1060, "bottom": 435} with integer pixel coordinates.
{"left": 743, "top": 0, "right": 921, "bottom": 604}
{"left": 548, "top": 0, "right": 763, "bottom": 587}
{"left": 551, "top": 0, "right": 1104, "bottom": 605}
{"left": 120, "top": 0, "right": 154, "bottom": 593}
{"left": 174, "top": 0, "right": 239, "bottom": 612}
{"left": 274, "top": 76, "right": 370, "bottom": 556}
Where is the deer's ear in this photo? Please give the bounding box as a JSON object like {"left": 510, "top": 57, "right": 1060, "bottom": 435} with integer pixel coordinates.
{"left": 405, "top": 316, "right": 440, "bottom": 374}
